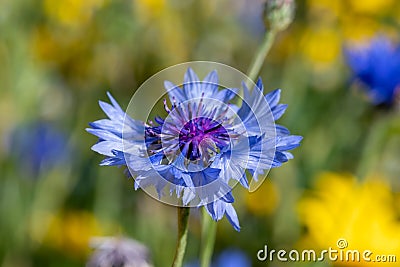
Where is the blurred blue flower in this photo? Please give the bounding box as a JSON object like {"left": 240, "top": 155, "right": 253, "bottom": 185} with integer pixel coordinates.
{"left": 214, "top": 249, "right": 251, "bottom": 267}
{"left": 345, "top": 37, "right": 400, "bottom": 106}
{"left": 8, "top": 121, "right": 71, "bottom": 176}
{"left": 185, "top": 248, "right": 250, "bottom": 267}
{"left": 87, "top": 68, "right": 301, "bottom": 231}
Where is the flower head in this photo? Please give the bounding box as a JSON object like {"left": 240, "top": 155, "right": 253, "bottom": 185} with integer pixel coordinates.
{"left": 87, "top": 68, "right": 301, "bottom": 231}
{"left": 345, "top": 37, "right": 400, "bottom": 106}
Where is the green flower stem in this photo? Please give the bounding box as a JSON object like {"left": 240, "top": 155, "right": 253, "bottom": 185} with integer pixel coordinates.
{"left": 356, "top": 112, "right": 399, "bottom": 179}
{"left": 200, "top": 208, "right": 217, "bottom": 267}
{"left": 246, "top": 29, "right": 277, "bottom": 87}
{"left": 172, "top": 207, "right": 190, "bottom": 267}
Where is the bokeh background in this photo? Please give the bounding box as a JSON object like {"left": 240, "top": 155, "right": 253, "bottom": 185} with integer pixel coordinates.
{"left": 1, "top": 0, "right": 400, "bottom": 266}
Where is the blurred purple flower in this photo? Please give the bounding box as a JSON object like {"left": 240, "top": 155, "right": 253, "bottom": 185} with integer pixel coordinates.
{"left": 345, "top": 37, "right": 400, "bottom": 106}
{"left": 7, "top": 121, "right": 71, "bottom": 176}
{"left": 87, "top": 68, "right": 301, "bottom": 231}
{"left": 87, "top": 237, "right": 152, "bottom": 267}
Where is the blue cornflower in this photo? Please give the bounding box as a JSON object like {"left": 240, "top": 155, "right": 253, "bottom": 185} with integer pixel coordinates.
{"left": 345, "top": 37, "right": 400, "bottom": 106}
{"left": 87, "top": 68, "right": 301, "bottom": 231}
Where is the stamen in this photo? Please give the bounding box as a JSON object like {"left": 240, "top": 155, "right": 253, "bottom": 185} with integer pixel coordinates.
{"left": 163, "top": 99, "right": 171, "bottom": 113}
{"left": 215, "top": 104, "right": 230, "bottom": 121}
{"left": 172, "top": 96, "right": 177, "bottom": 109}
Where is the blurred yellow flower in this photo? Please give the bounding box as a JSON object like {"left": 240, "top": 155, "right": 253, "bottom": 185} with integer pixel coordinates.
{"left": 307, "top": 0, "right": 341, "bottom": 21}
{"left": 134, "top": 0, "right": 166, "bottom": 21}
{"left": 43, "top": 210, "right": 102, "bottom": 258}
{"left": 298, "top": 172, "right": 400, "bottom": 266}
{"left": 300, "top": 28, "right": 341, "bottom": 68}
{"left": 245, "top": 180, "right": 279, "bottom": 216}
{"left": 30, "top": 25, "right": 96, "bottom": 81}
{"left": 43, "top": 0, "right": 105, "bottom": 28}
{"left": 133, "top": 0, "right": 188, "bottom": 62}
{"left": 340, "top": 15, "right": 380, "bottom": 41}
{"left": 307, "top": 0, "right": 394, "bottom": 18}
{"left": 299, "top": 0, "right": 397, "bottom": 70}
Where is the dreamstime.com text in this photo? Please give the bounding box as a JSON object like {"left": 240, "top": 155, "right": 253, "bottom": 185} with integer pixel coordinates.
{"left": 257, "top": 239, "right": 397, "bottom": 263}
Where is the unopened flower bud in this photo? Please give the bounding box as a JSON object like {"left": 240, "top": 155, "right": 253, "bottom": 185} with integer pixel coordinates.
{"left": 263, "top": 0, "right": 295, "bottom": 32}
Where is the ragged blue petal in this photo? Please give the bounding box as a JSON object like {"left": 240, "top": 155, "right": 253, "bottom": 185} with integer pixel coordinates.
{"left": 344, "top": 37, "right": 400, "bottom": 106}
{"left": 205, "top": 200, "right": 240, "bottom": 232}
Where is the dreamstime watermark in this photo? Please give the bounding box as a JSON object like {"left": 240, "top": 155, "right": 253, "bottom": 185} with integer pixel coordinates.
{"left": 257, "top": 238, "right": 397, "bottom": 263}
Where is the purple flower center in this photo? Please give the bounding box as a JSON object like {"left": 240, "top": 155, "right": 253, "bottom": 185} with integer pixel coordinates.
{"left": 178, "top": 117, "right": 229, "bottom": 161}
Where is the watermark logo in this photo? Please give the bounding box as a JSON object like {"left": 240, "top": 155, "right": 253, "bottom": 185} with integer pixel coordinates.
{"left": 257, "top": 238, "right": 397, "bottom": 263}
{"left": 336, "top": 238, "right": 348, "bottom": 249}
